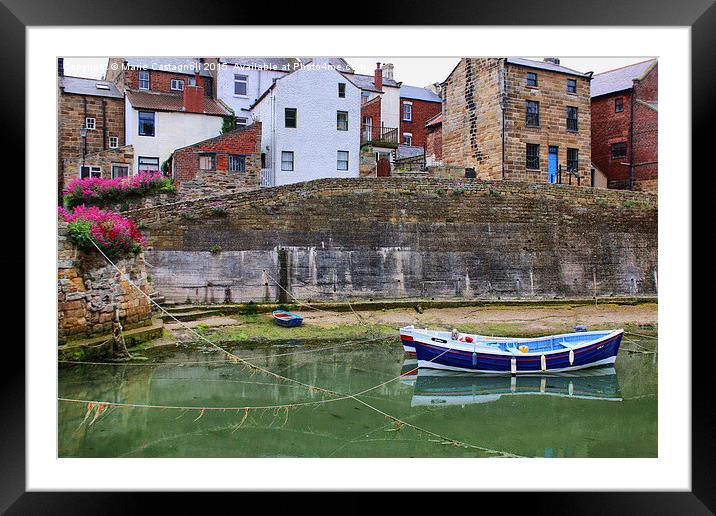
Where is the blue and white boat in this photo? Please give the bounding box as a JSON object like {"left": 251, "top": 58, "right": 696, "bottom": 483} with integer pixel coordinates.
{"left": 404, "top": 326, "right": 623, "bottom": 374}
{"left": 272, "top": 310, "right": 304, "bottom": 328}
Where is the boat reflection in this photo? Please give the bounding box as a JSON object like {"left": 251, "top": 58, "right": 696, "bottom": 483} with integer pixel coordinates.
{"left": 409, "top": 362, "right": 622, "bottom": 407}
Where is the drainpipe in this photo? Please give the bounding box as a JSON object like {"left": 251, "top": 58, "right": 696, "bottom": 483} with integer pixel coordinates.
{"left": 102, "top": 99, "right": 107, "bottom": 150}
{"left": 628, "top": 88, "right": 635, "bottom": 189}
{"left": 272, "top": 93, "right": 276, "bottom": 185}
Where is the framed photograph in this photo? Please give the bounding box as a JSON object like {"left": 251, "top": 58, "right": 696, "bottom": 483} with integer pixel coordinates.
{"left": 9, "top": 0, "right": 708, "bottom": 510}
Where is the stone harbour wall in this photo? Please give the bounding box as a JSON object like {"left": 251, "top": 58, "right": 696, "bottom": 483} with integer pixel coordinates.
{"left": 58, "top": 222, "right": 153, "bottom": 343}
{"left": 128, "top": 178, "right": 658, "bottom": 305}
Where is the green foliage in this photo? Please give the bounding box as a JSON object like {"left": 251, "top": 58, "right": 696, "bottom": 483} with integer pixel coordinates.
{"left": 488, "top": 188, "right": 502, "bottom": 199}
{"left": 596, "top": 198, "right": 609, "bottom": 208}
{"left": 221, "top": 115, "right": 239, "bottom": 134}
{"left": 435, "top": 188, "right": 445, "bottom": 195}
{"left": 67, "top": 219, "right": 94, "bottom": 250}
{"left": 621, "top": 199, "right": 636, "bottom": 208}
{"left": 137, "top": 220, "right": 148, "bottom": 229}
{"left": 181, "top": 211, "right": 196, "bottom": 221}
{"left": 210, "top": 244, "right": 222, "bottom": 254}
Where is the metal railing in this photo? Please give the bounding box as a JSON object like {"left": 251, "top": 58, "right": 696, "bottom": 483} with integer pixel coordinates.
{"left": 260, "top": 168, "right": 274, "bottom": 188}
{"left": 557, "top": 164, "right": 581, "bottom": 186}
{"left": 361, "top": 124, "right": 399, "bottom": 145}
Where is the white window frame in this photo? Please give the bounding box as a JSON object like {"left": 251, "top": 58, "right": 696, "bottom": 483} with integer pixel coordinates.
{"left": 337, "top": 150, "right": 349, "bottom": 171}
{"left": 84, "top": 117, "right": 96, "bottom": 130}
{"left": 111, "top": 163, "right": 130, "bottom": 179}
{"left": 281, "top": 151, "right": 294, "bottom": 172}
{"left": 138, "top": 70, "right": 150, "bottom": 90}
{"left": 236, "top": 117, "right": 248, "bottom": 127}
{"left": 403, "top": 132, "right": 413, "bottom": 145}
{"left": 170, "top": 79, "right": 185, "bottom": 91}
{"left": 138, "top": 156, "right": 160, "bottom": 174}
{"left": 228, "top": 154, "right": 245, "bottom": 172}
{"left": 80, "top": 165, "right": 101, "bottom": 179}
{"left": 337, "top": 111, "right": 348, "bottom": 131}
{"left": 108, "top": 136, "right": 119, "bottom": 149}
{"left": 402, "top": 102, "right": 412, "bottom": 122}
{"left": 199, "top": 153, "right": 216, "bottom": 171}
{"left": 234, "top": 74, "right": 248, "bottom": 97}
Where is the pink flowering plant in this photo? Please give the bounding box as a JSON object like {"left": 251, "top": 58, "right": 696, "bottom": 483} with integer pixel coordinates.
{"left": 63, "top": 171, "right": 176, "bottom": 209}
{"left": 59, "top": 205, "right": 146, "bottom": 258}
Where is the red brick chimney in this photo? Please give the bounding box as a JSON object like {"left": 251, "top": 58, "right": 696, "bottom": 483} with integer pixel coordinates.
{"left": 374, "top": 62, "right": 383, "bottom": 91}
{"left": 183, "top": 72, "right": 204, "bottom": 113}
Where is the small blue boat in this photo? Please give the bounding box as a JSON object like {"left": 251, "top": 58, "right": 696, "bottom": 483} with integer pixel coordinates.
{"left": 272, "top": 310, "right": 304, "bottom": 328}
{"left": 404, "top": 326, "right": 623, "bottom": 374}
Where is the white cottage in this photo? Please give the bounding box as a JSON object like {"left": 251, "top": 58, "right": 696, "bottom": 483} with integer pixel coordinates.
{"left": 124, "top": 73, "right": 230, "bottom": 176}
{"left": 251, "top": 59, "right": 361, "bottom": 186}
{"left": 213, "top": 57, "right": 298, "bottom": 127}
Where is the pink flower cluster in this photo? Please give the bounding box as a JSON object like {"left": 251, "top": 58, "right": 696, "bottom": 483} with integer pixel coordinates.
{"left": 59, "top": 205, "right": 146, "bottom": 257}
{"left": 63, "top": 171, "right": 173, "bottom": 208}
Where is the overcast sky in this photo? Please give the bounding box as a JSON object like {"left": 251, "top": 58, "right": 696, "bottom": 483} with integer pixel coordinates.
{"left": 63, "top": 57, "right": 654, "bottom": 86}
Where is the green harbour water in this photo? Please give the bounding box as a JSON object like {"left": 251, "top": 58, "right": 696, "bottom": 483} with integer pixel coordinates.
{"left": 58, "top": 335, "right": 657, "bottom": 458}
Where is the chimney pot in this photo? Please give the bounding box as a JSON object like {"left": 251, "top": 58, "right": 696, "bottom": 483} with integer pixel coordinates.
{"left": 58, "top": 57, "right": 64, "bottom": 77}
{"left": 543, "top": 57, "right": 561, "bottom": 65}
{"left": 374, "top": 62, "right": 383, "bottom": 91}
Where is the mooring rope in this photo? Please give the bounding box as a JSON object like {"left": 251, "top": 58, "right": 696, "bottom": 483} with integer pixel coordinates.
{"left": 69, "top": 237, "right": 509, "bottom": 455}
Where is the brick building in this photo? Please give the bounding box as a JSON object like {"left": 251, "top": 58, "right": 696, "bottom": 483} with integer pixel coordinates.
{"left": 57, "top": 58, "right": 130, "bottom": 203}
{"left": 442, "top": 58, "right": 593, "bottom": 185}
{"left": 171, "top": 122, "right": 262, "bottom": 197}
{"left": 425, "top": 113, "right": 443, "bottom": 165}
{"left": 590, "top": 59, "right": 657, "bottom": 192}
{"left": 106, "top": 58, "right": 231, "bottom": 177}
{"left": 399, "top": 84, "right": 441, "bottom": 147}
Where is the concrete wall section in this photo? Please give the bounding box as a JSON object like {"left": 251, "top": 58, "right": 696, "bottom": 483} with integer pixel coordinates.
{"left": 134, "top": 178, "right": 658, "bottom": 304}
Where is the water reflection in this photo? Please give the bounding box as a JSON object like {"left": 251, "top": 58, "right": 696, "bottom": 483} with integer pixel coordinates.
{"left": 408, "top": 360, "right": 622, "bottom": 407}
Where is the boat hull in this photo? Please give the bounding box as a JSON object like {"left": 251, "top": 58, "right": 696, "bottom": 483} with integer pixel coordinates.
{"left": 272, "top": 310, "right": 304, "bottom": 328}
{"left": 414, "top": 331, "right": 623, "bottom": 374}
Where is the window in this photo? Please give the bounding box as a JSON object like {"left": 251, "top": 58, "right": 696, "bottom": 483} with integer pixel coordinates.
{"left": 199, "top": 153, "right": 216, "bottom": 171}
{"left": 338, "top": 83, "right": 346, "bottom": 98}
{"left": 566, "top": 106, "right": 578, "bottom": 131}
{"left": 80, "top": 165, "right": 101, "bottom": 179}
{"left": 281, "top": 151, "right": 294, "bottom": 171}
{"left": 567, "top": 148, "right": 579, "bottom": 173}
{"left": 285, "top": 108, "right": 297, "bottom": 128}
{"left": 229, "top": 155, "right": 245, "bottom": 172}
{"left": 611, "top": 142, "right": 627, "bottom": 160}
{"left": 236, "top": 117, "right": 248, "bottom": 127}
{"left": 138, "top": 70, "right": 149, "bottom": 90}
{"left": 138, "top": 111, "right": 155, "bottom": 137}
{"left": 337, "top": 111, "right": 348, "bottom": 131}
{"left": 337, "top": 151, "right": 349, "bottom": 171}
{"left": 403, "top": 102, "right": 412, "bottom": 121}
{"left": 170, "top": 79, "right": 184, "bottom": 91}
{"left": 615, "top": 97, "right": 624, "bottom": 113}
{"left": 234, "top": 74, "right": 248, "bottom": 96}
{"left": 403, "top": 133, "right": 412, "bottom": 145}
{"left": 111, "top": 164, "right": 130, "bottom": 178}
{"left": 84, "top": 117, "right": 96, "bottom": 130}
{"left": 527, "top": 72, "right": 538, "bottom": 87}
{"left": 138, "top": 156, "right": 160, "bottom": 174}
{"left": 109, "top": 136, "right": 119, "bottom": 148}
{"left": 188, "top": 76, "right": 196, "bottom": 87}
{"left": 526, "top": 101, "right": 540, "bottom": 127}
{"left": 361, "top": 92, "right": 370, "bottom": 104}
{"left": 567, "top": 78, "right": 577, "bottom": 93}
{"left": 526, "top": 143, "right": 540, "bottom": 170}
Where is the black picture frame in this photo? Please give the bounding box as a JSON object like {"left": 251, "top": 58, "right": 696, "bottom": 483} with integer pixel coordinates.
{"left": 7, "top": 0, "right": 708, "bottom": 511}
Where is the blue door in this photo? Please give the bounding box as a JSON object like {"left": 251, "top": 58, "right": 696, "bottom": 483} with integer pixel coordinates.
{"left": 548, "top": 146, "right": 558, "bottom": 183}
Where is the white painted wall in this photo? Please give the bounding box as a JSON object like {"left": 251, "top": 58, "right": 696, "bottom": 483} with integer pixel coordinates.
{"left": 216, "top": 65, "right": 287, "bottom": 122}
{"left": 126, "top": 101, "right": 223, "bottom": 175}
{"left": 252, "top": 60, "right": 361, "bottom": 186}
{"left": 380, "top": 85, "right": 401, "bottom": 129}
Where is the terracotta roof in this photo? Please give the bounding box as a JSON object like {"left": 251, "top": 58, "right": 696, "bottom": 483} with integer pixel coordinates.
{"left": 126, "top": 90, "right": 230, "bottom": 116}
{"left": 425, "top": 112, "right": 442, "bottom": 127}
{"left": 590, "top": 59, "right": 657, "bottom": 98}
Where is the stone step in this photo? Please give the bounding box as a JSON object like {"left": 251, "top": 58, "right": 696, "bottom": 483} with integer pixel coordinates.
{"left": 160, "top": 309, "right": 224, "bottom": 322}
{"left": 58, "top": 318, "right": 164, "bottom": 361}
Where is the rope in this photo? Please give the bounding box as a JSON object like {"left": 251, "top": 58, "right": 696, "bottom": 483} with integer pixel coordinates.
{"left": 624, "top": 331, "right": 658, "bottom": 340}
{"left": 74, "top": 237, "right": 501, "bottom": 454}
